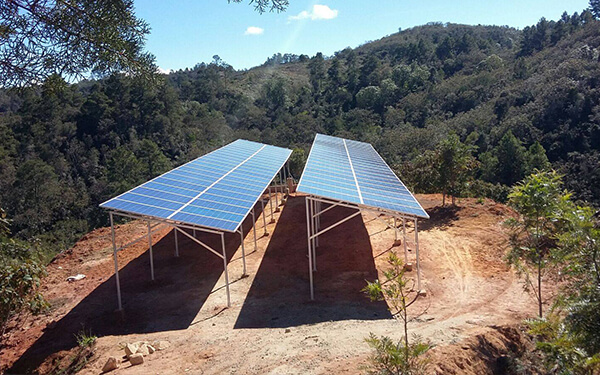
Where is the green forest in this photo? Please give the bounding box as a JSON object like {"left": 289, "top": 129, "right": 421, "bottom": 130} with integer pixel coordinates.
{"left": 2, "top": 9, "right": 599, "bottom": 257}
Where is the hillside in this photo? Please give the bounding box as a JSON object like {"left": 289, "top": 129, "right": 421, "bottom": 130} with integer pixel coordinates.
{"left": 1, "top": 11, "right": 600, "bottom": 261}
{"left": 1, "top": 194, "right": 548, "bottom": 374}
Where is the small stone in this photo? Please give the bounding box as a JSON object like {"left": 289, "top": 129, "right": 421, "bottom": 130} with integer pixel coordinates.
{"left": 418, "top": 289, "right": 427, "bottom": 297}
{"left": 403, "top": 263, "right": 413, "bottom": 272}
{"left": 136, "top": 344, "right": 150, "bottom": 356}
{"left": 285, "top": 328, "right": 291, "bottom": 333}
{"left": 147, "top": 345, "right": 156, "bottom": 354}
{"left": 129, "top": 353, "right": 144, "bottom": 365}
{"left": 102, "top": 356, "right": 119, "bottom": 373}
{"left": 124, "top": 343, "right": 138, "bottom": 357}
{"left": 153, "top": 340, "right": 171, "bottom": 351}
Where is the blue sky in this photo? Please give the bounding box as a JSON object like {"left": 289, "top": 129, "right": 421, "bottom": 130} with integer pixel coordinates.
{"left": 134, "top": 0, "right": 590, "bottom": 72}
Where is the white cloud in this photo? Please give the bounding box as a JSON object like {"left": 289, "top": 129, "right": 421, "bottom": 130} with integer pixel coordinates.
{"left": 245, "top": 26, "right": 264, "bottom": 35}
{"left": 289, "top": 4, "right": 338, "bottom": 21}
{"left": 157, "top": 67, "right": 172, "bottom": 75}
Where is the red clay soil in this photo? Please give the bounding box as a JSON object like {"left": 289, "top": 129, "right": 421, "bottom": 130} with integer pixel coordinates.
{"left": 0, "top": 194, "right": 549, "bottom": 374}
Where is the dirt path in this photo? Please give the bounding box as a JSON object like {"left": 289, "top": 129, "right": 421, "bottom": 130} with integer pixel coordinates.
{"left": 1, "top": 194, "right": 543, "bottom": 374}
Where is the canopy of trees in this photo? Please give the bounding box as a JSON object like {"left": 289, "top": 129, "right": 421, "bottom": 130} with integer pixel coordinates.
{"left": 0, "top": 8, "right": 599, "bottom": 260}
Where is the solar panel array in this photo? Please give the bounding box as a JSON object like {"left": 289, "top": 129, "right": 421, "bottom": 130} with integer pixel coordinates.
{"left": 297, "top": 134, "right": 429, "bottom": 218}
{"left": 101, "top": 140, "right": 292, "bottom": 232}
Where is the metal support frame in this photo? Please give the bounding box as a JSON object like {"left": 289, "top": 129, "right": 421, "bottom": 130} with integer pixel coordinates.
{"left": 220, "top": 233, "right": 231, "bottom": 307}
{"left": 415, "top": 218, "right": 421, "bottom": 291}
{"left": 110, "top": 212, "right": 123, "bottom": 311}
{"left": 403, "top": 218, "right": 408, "bottom": 262}
{"left": 148, "top": 221, "right": 155, "bottom": 281}
{"left": 305, "top": 198, "right": 314, "bottom": 300}
{"left": 304, "top": 194, "right": 423, "bottom": 300}
{"left": 268, "top": 189, "right": 274, "bottom": 222}
{"left": 251, "top": 208, "right": 257, "bottom": 250}
{"left": 174, "top": 226, "right": 179, "bottom": 257}
{"left": 239, "top": 226, "right": 247, "bottom": 276}
{"left": 261, "top": 199, "right": 268, "bottom": 236}
{"left": 107, "top": 210, "right": 238, "bottom": 310}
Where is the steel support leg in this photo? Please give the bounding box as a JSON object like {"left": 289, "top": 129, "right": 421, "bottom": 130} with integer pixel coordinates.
{"left": 148, "top": 221, "right": 154, "bottom": 281}
{"left": 310, "top": 197, "right": 317, "bottom": 271}
{"left": 415, "top": 218, "right": 421, "bottom": 290}
{"left": 110, "top": 213, "right": 123, "bottom": 311}
{"left": 221, "top": 233, "right": 231, "bottom": 307}
{"left": 394, "top": 217, "right": 398, "bottom": 241}
{"left": 306, "top": 197, "right": 314, "bottom": 300}
{"left": 174, "top": 226, "right": 179, "bottom": 257}
{"left": 261, "top": 199, "right": 268, "bottom": 236}
{"left": 240, "top": 226, "right": 247, "bottom": 276}
{"left": 269, "top": 188, "right": 274, "bottom": 223}
{"left": 252, "top": 208, "right": 257, "bottom": 251}
{"left": 403, "top": 218, "right": 408, "bottom": 263}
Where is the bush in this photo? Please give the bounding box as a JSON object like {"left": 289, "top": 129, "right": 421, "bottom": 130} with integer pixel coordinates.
{"left": 0, "top": 240, "right": 48, "bottom": 336}
{"left": 364, "top": 334, "right": 431, "bottom": 375}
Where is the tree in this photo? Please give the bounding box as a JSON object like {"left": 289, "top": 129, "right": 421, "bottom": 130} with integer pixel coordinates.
{"left": 505, "top": 170, "right": 568, "bottom": 317}
{"left": 525, "top": 142, "right": 550, "bottom": 174}
{"left": 136, "top": 139, "right": 171, "bottom": 180}
{"left": 0, "top": 0, "right": 156, "bottom": 87}
{"left": 556, "top": 204, "right": 600, "bottom": 355}
{"left": 436, "top": 134, "right": 477, "bottom": 206}
{"left": 308, "top": 52, "right": 326, "bottom": 98}
{"left": 590, "top": 0, "right": 600, "bottom": 19}
{"left": 495, "top": 131, "right": 527, "bottom": 186}
{"left": 363, "top": 252, "right": 430, "bottom": 375}
{"left": 11, "top": 159, "right": 61, "bottom": 235}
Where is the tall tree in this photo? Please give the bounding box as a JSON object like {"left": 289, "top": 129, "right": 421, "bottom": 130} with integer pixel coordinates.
{"left": 436, "top": 134, "right": 477, "bottom": 206}
{"left": 495, "top": 131, "right": 527, "bottom": 186}
{"left": 1, "top": 0, "right": 156, "bottom": 87}
{"left": 505, "top": 170, "right": 568, "bottom": 317}
{"left": 590, "top": 0, "right": 600, "bottom": 19}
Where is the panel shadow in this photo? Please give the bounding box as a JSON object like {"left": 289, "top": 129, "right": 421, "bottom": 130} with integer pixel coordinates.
{"left": 8, "top": 206, "right": 262, "bottom": 374}
{"left": 234, "top": 196, "right": 391, "bottom": 329}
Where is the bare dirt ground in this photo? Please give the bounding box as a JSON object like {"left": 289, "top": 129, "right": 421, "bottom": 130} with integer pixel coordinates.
{"left": 1, "top": 193, "right": 548, "bottom": 374}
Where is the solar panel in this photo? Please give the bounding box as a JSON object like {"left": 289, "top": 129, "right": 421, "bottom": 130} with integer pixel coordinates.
{"left": 297, "top": 134, "right": 429, "bottom": 218}
{"left": 101, "top": 140, "right": 292, "bottom": 232}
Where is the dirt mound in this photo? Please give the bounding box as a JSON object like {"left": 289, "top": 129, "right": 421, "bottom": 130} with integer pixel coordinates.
{"left": 431, "top": 325, "right": 537, "bottom": 375}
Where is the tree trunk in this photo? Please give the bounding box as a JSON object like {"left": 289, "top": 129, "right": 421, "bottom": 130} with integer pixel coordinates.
{"left": 442, "top": 191, "right": 446, "bottom": 207}
{"left": 538, "top": 253, "right": 543, "bottom": 318}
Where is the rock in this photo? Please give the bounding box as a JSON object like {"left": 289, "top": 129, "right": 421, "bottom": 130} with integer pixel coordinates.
{"left": 153, "top": 340, "right": 171, "bottom": 351}
{"left": 102, "top": 356, "right": 119, "bottom": 373}
{"left": 66, "top": 274, "right": 86, "bottom": 282}
{"left": 418, "top": 289, "right": 427, "bottom": 297}
{"left": 403, "top": 263, "right": 413, "bottom": 272}
{"left": 147, "top": 344, "right": 156, "bottom": 354}
{"left": 136, "top": 344, "right": 150, "bottom": 356}
{"left": 129, "top": 353, "right": 144, "bottom": 365}
{"left": 285, "top": 328, "right": 291, "bottom": 333}
{"left": 124, "top": 343, "right": 138, "bottom": 357}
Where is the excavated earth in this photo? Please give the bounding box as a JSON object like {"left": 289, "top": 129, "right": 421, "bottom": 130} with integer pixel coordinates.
{"left": 0, "top": 194, "right": 552, "bottom": 374}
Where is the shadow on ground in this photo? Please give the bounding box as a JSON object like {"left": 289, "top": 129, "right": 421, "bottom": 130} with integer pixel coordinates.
{"left": 417, "top": 205, "right": 461, "bottom": 231}
{"left": 234, "top": 195, "right": 391, "bottom": 329}
{"left": 8, "top": 204, "right": 263, "bottom": 374}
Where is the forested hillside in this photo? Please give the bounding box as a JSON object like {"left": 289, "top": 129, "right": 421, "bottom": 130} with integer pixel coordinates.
{"left": 1, "top": 9, "right": 599, "bottom": 257}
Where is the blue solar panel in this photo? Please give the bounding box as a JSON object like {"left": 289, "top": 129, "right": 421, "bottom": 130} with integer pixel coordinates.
{"left": 101, "top": 140, "right": 292, "bottom": 232}
{"left": 297, "top": 134, "right": 429, "bottom": 219}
